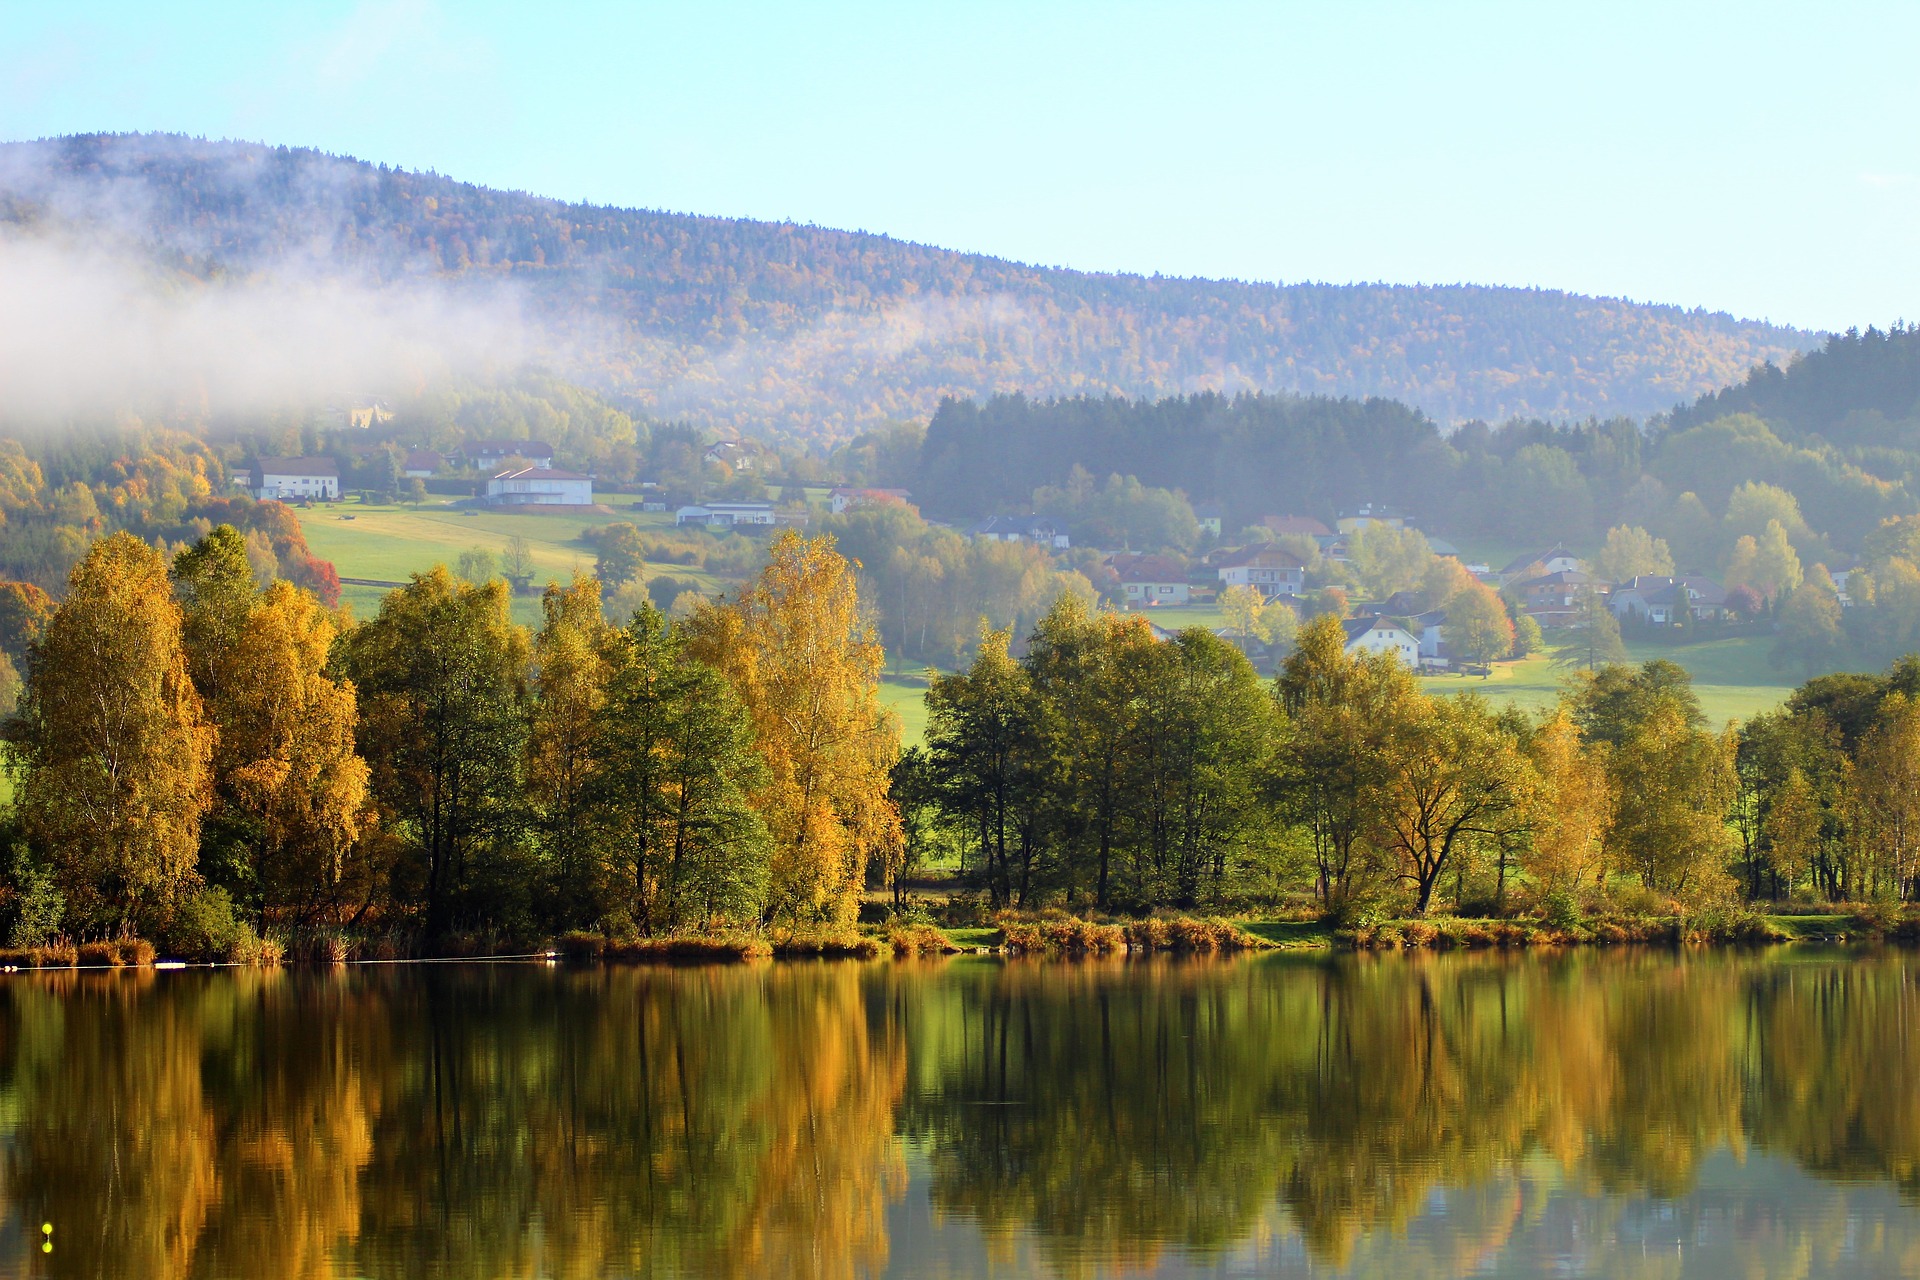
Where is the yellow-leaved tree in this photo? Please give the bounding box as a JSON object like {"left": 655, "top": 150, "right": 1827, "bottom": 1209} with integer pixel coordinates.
{"left": 686, "top": 531, "right": 902, "bottom": 923}
{"left": 528, "top": 574, "right": 615, "bottom": 920}
{"left": 12, "top": 532, "right": 214, "bottom": 930}
{"left": 224, "top": 580, "right": 373, "bottom": 923}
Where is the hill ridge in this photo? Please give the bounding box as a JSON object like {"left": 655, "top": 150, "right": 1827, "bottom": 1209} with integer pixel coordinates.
{"left": 0, "top": 132, "right": 1818, "bottom": 437}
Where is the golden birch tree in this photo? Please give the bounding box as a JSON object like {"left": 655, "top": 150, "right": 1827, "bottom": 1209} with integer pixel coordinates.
{"left": 13, "top": 532, "right": 214, "bottom": 929}
{"left": 685, "top": 531, "right": 901, "bottom": 923}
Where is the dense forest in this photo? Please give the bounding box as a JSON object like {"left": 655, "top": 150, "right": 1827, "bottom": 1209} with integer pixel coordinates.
{"left": 0, "top": 133, "right": 1813, "bottom": 436}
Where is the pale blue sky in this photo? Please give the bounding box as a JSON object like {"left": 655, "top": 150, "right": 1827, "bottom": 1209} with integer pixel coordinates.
{"left": 3, "top": 0, "right": 1915, "bottom": 332}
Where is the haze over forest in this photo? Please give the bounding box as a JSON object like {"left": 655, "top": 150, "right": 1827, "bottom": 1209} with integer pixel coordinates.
{"left": 0, "top": 133, "right": 1818, "bottom": 439}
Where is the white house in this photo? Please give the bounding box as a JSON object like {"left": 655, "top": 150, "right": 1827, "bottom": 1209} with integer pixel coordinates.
{"left": 485, "top": 467, "right": 594, "bottom": 507}
{"left": 1499, "top": 546, "right": 1583, "bottom": 583}
{"left": 677, "top": 502, "right": 776, "bottom": 527}
{"left": 1107, "top": 553, "right": 1191, "bottom": 606}
{"left": 465, "top": 440, "right": 555, "bottom": 471}
{"left": 1215, "top": 548, "right": 1307, "bottom": 600}
{"left": 829, "top": 486, "right": 912, "bottom": 514}
{"left": 246, "top": 457, "right": 339, "bottom": 501}
{"left": 1335, "top": 504, "right": 1412, "bottom": 534}
{"left": 1342, "top": 617, "right": 1420, "bottom": 668}
{"left": 967, "top": 515, "right": 1070, "bottom": 549}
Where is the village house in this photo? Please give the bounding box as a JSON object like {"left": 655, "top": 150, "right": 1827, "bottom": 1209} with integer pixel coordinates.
{"left": 1335, "top": 504, "right": 1412, "bottom": 534}
{"left": 704, "top": 440, "right": 763, "bottom": 471}
{"left": 1511, "top": 569, "right": 1606, "bottom": 621}
{"left": 1342, "top": 617, "right": 1420, "bottom": 668}
{"left": 1106, "top": 553, "right": 1192, "bottom": 606}
{"left": 1499, "top": 546, "right": 1583, "bottom": 583}
{"left": 403, "top": 450, "right": 443, "bottom": 479}
{"left": 243, "top": 457, "right": 339, "bottom": 501}
{"left": 485, "top": 467, "right": 595, "bottom": 508}
{"left": 1609, "top": 575, "right": 1731, "bottom": 625}
{"left": 463, "top": 440, "right": 555, "bottom": 471}
{"left": 967, "top": 515, "right": 1070, "bottom": 549}
{"left": 828, "top": 486, "right": 913, "bottom": 514}
{"left": 1260, "top": 514, "right": 1333, "bottom": 538}
{"left": 1215, "top": 547, "right": 1307, "bottom": 600}
{"left": 676, "top": 501, "right": 777, "bottom": 527}
{"left": 1195, "top": 505, "right": 1224, "bottom": 537}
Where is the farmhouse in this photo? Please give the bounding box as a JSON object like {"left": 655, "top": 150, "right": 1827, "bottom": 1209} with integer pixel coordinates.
{"left": 1107, "top": 553, "right": 1191, "bottom": 606}
{"left": 1609, "top": 575, "right": 1731, "bottom": 625}
{"left": 464, "top": 440, "right": 555, "bottom": 471}
{"left": 677, "top": 502, "right": 777, "bottom": 527}
{"left": 403, "top": 450, "right": 443, "bottom": 478}
{"left": 1215, "top": 547, "right": 1307, "bottom": 600}
{"left": 967, "top": 515, "right": 1070, "bottom": 549}
{"left": 245, "top": 457, "right": 339, "bottom": 501}
{"left": 485, "top": 467, "right": 594, "bottom": 508}
{"left": 1499, "top": 546, "right": 1583, "bottom": 582}
{"left": 1342, "top": 617, "right": 1420, "bottom": 668}
{"left": 829, "top": 487, "right": 913, "bottom": 514}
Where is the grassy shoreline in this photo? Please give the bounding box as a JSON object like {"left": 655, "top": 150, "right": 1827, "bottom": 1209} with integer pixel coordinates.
{"left": 6, "top": 909, "right": 1908, "bottom": 971}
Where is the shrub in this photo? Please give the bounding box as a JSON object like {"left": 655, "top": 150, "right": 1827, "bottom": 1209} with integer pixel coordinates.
{"left": 604, "top": 934, "right": 773, "bottom": 962}
{"left": 8, "top": 856, "right": 63, "bottom": 949}
{"left": 114, "top": 937, "right": 156, "bottom": 967}
{"left": 1540, "top": 889, "right": 1584, "bottom": 932}
{"left": 559, "top": 931, "right": 607, "bottom": 961}
{"left": 160, "top": 886, "right": 257, "bottom": 962}
{"left": 772, "top": 928, "right": 884, "bottom": 959}
{"left": 76, "top": 941, "right": 122, "bottom": 967}
{"left": 887, "top": 923, "right": 953, "bottom": 957}
{"left": 1402, "top": 920, "right": 1438, "bottom": 948}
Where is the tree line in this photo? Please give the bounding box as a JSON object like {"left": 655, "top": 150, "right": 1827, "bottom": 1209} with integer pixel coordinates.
{"left": 1, "top": 528, "right": 899, "bottom": 952}
{"left": 913, "top": 599, "right": 1920, "bottom": 918}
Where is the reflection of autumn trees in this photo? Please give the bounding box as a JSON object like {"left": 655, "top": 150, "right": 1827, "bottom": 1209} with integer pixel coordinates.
{"left": 0, "top": 965, "right": 904, "bottom": 1280}
{"left": 904, "top": 953, "right": 1920, "bottom": 1272}
{"left": 13, "top": 956, "right": 1920, "bottom": 1277}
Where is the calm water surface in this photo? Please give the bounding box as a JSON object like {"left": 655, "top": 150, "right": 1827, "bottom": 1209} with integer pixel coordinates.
{"left": 7, "top": 949, "right": 1920, "bottom": 1278}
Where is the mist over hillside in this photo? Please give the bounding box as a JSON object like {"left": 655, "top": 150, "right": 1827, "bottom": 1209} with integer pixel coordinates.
{"left": 0, "top": 133, "right": 1816, "bottom": 438}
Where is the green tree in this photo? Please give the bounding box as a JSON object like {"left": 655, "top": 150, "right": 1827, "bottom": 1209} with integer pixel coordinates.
{"left": 1773, "top": 565, "right": 1844, "bottom": 676}
{"left": 11, "top": 533, "right": 215, "bottom": 930}
{"left": 1276, "top": 613, "right": 1417, "bottom": 909}
{"left": 1551, "top": 590, "right": 1626, "bottom": 671}
{"left": 456, "top": 547, "right": 500, "bottom": 586}
{"left": 594, "top": 603, "right": 770, "bottom": 929}
{"left": 339, "top": 567, "right": 531, "bottom": 936}
{"left": 1511, "top": 613, "right": 1544, "bottom": 658}
{"left": 595, "top": 522, "right": 647, "bottom": 591}
{"left": 1347, "top": 524, "right": 1431, "bottom": 600}
{"left": 926, "top": 628, "right": 1043, "bottom": 907}
{"left": 528, "top": 575, "right": 614, "bottom": 923}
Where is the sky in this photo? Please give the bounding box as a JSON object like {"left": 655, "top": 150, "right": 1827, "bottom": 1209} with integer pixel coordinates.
{"left": 2, "top": 0, "right": 1916, "bottom": 333}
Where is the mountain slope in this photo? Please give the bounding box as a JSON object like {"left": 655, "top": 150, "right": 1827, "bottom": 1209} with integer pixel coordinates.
{"left": 0, "top": 133, "right": 1816, "bottom": 437}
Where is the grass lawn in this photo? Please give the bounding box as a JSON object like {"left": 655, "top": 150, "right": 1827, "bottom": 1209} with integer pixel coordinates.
{"left": 1421, "top": 635, "right": 1795, "bottom": 726}
{"left": 298, "top": 498, "right": 730, "bottom": 625}
{"left": 879, "top": 675, "right": 931, "bottom": 748}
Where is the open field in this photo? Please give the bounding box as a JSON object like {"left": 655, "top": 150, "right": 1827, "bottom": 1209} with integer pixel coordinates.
{"left": 296, "top": 497, "right": 730, "bottom": 625}
{"left": 879, "top": 675, "right": 931, "bottom": 747}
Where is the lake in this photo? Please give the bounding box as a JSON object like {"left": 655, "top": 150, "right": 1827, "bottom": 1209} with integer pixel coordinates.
{"left": 7, "top": 949, "right": 1920, "bottom": 1277}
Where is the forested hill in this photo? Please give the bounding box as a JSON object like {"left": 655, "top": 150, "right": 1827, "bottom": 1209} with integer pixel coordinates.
{"left": 1673, "top": 326, "right": 1920, "bottom": 446}
{"left": 0, "top": 133, "right": 1815, "bottom": 437}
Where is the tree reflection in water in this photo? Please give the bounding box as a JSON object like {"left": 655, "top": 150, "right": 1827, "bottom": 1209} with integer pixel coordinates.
{"left": 1, "top": 952, "right": 1920, "bottom": 1276}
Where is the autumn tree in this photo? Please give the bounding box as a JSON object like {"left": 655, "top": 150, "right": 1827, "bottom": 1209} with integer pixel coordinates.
{"left": 339, "top": 567, "right": 531, "bottom": 935}
{"left": 1592, "top": 525, "right": 1674, "bottom": 583}
{"left": 0, "top": 580, "right": 54, "bottom": 668}
{"left": 11, "top": 532, "right": 215, "bottom": 930}
{"left": 1847, "top": 693, "right": 1920, "bottom": 899}
{"left": 1443, "top": 578, "right": 1513, "bottom": 666}
{"left": 1523, "top": 709, "right": 1610, "bottom": 894}
{"left": 222, "top": 581, "right": 373, "bottom": 922}
{"left": 684, "top": 531, "right": 901, "bottom": 923}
